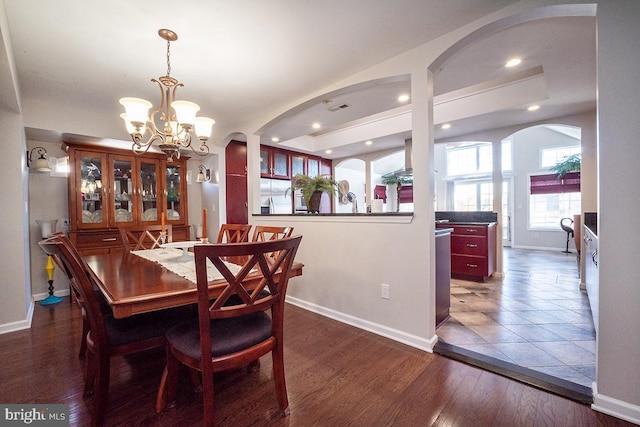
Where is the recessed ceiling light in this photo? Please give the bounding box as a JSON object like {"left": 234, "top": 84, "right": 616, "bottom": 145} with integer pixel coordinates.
{"left": 398, "top": 94, "right": 410, "bottom": 102}
{"left": 527, "top": 105, "right": 540, "bottom": 111}
{"left": 505, "top": 58, "right": 522, "bottom": 68}
{"left": 325, "top": 149, "right": 332, "bottom": 154}
{"left": 365, "top": 140, "right": 373, "bottom": 146}
{"left": 441, "top": 123, "right": 452, "bottom": 130}
{"left": 271, "top": 137, "right": 279, "bottom": 142}
{"left": 312, "top": 122, "right": 321, "bottom": 130}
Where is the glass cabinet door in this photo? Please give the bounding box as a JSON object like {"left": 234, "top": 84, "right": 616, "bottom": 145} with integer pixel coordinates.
{"left": 111, "top": 156, "right": 134, "bottom": 225}
{"left": 307, "top": 158, "right": 320, "bottom": 177}
{"left": 291, "top": 155, "right": 305, "bottom": 177}
{"left": 139, "top": 159, "right": 160, "bottom": 224}
{"left": 79, "top": 152, "right": 107, "bottom": 227}
{"left": 165, "top": 164, "right": 182, "bottom": 222}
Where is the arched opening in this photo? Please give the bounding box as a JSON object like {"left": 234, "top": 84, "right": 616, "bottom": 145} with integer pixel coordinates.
{"left": 429, "top": 5, "right": 596, "bottom": 401}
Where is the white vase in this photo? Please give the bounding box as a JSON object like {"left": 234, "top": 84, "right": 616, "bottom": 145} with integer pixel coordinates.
{"left": 385, "top": 185, "right": 398, "bottom": 213}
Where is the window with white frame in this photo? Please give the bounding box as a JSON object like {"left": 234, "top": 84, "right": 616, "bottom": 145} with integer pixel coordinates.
{"left": 444, "top": 141, "right": 512, "bottom": 211}
{"left": 529, "top": 192, "right": 581, "bottom": 229}
{"left": 540, "top": 146, "right": 581, "bottom": 168}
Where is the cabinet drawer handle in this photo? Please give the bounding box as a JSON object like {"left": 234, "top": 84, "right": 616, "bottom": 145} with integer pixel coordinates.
{"left": 465, "top": 229, "right": 478, "bottom": 233}
{"left": 102, "top": 237, "right": 117, "bottom": 242}
{"left": 466, "top": 244, "right": 478, "bottom": 248}
{"left": 466, "top": 263, "right": 478, "bottom": 268}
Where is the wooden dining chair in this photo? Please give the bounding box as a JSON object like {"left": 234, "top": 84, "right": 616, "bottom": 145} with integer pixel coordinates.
{"left": 250, "top": 225, "right": 293, "bottom": 242}
{"left": 216, "top": 223, "right": 252, "bottom": 243}
{"left": 39, "top": 235, "right": 192, "bottom": 427}
{"left": 156, "top": 235, "right": 303, "bottom": 427}
{"left": 119, "top": 224, "right": 173, "bottom": 252}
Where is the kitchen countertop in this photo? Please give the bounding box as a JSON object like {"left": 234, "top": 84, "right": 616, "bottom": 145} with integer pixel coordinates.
{"left": 435, "top": 227, "right": 454, "bottom": 235}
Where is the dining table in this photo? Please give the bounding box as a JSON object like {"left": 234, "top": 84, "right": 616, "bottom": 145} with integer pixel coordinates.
{"left": 83, "top": 247, "right": 304, "bottom": 319}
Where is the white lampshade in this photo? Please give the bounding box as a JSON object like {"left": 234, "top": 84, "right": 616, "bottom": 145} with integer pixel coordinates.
{"left": 34, "top": 156, "right": 52, "bottom": 173}
{"left": 194, "top": 117, "right": 215, "bottom": 139}
{"left": 120, "top": 113, "right": 142, "bottom": 135}
{"left": 171, "top": 100, "right": 200, "bottom": 126}
{"left": 119, "top": 97, "right": 152, "bottom": 125}
{"left": 196, "top": 171, "right": 206, "bottom": 183}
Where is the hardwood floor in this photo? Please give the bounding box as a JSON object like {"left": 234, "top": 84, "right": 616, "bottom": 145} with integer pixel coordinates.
{"left": 0, "top": 299, "right": 633, "bottom": 426}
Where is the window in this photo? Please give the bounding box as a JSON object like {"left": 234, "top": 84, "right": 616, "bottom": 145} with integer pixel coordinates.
{"left": 529, "top": 192, "right": 581, "bottom": 229}
{"left": 529, "top": 172, "right": 581, "bottom": 229}
{"left": 446, "top": 141, "right": 512, "bottom": 176}
{"left": 541, "top": 146, "right": 581, "bottom": 168}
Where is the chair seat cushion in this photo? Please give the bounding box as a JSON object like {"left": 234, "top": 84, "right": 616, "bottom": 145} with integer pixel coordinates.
{"left": 166, "top": 312, "right": 272, "bottom": 360}
{"left": 105, "top": 306, "right": 194, "bottom": 347}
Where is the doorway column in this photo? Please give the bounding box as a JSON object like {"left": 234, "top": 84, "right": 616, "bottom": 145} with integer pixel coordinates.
{"left": 492, "top": 139, "right": 503, "bottom": 277}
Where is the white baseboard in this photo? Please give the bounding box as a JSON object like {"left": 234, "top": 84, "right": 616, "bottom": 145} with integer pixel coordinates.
{"left": 0, "top": 300, "right": 34, "bottom": 335}
{"left": 592, "top": 383, "right": 640, "bottom": 425}
{"left": 286, "top": 296, "right": 437, "bottom": 352}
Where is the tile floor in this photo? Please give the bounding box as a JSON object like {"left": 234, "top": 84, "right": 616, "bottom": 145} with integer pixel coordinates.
{"left": 436, "top": 247, "right": 596, "bottom": 388}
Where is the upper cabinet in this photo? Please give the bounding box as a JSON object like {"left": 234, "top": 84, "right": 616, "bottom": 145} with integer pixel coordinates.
{"left": 260, "top": 147, "right": 289, "bottom": 179}
{"left": 65, "top": 143, "right": 189, "bottom": 254}
{"left": 260, "top": 145, "right": 331, "bottom": 180}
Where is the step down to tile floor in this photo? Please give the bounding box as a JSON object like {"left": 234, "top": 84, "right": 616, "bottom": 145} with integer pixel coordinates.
{"left": 434, "top": 341, "right": 593, "bottom": 405}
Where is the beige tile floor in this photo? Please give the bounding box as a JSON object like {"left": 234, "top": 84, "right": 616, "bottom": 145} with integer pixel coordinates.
{"left": 436, "top": 247, "right": 596, "bottom": 388}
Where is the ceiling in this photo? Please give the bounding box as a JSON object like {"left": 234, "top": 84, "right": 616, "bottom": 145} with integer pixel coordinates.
{"left": 4, "top": 1, "right": 595, "bottom": 162}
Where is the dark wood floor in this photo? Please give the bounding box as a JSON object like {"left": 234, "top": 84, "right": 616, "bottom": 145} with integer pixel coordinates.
{"left": 0, "top": 299, "right": 634, "bottom": 427}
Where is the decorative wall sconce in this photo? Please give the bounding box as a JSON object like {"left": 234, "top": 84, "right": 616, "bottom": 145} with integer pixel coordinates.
{"left": 27, "top": 147, "right": 52, "bottom": 173}
{"left": 196, "top": 165, "right": 211, "bottom": 183}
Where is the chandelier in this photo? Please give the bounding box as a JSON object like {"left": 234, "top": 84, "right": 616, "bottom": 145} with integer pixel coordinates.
{"left": 119, "top": 29, "right": 215, "bottom": 161}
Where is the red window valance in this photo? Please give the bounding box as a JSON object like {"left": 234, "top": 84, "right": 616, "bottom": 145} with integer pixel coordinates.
{"left": 373, "top": 185, "right": 387, "bottom": 202}
{"left": 530, "top": 172, "right": 580, "bottom": 195}
{"left": 398, "top": 185, "right": 413, "bottom": 203}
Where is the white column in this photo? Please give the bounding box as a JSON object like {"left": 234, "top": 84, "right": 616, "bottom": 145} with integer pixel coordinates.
{"left": 492, "top": 139, "right": 503, "bottom": 277}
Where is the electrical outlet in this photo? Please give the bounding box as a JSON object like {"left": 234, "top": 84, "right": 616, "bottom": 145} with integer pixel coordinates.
{"left": 381, "top": 283, "right": 390, "bottom": 299}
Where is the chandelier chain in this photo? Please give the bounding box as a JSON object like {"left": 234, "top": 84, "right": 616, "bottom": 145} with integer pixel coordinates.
{"left": 166, "top": 39, "right": 171, "bottom": 77}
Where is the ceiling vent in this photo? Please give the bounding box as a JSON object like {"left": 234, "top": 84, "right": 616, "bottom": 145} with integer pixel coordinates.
{"left": 327, "top": 103, "right": 350, "bottom": 112}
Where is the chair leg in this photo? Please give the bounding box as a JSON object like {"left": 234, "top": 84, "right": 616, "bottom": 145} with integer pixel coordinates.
{"left": 271, "top": 346, "right": 290, "bottom": 416}
{"left": 92, "top": 355, "right": 111, "bottom": 427}
{"left": 79, "top": 318, "right": 89, "bottom": 358}
{"left": 84, "top": 351, "right": 96, "bottom": 397}
{"left": 156, "top": 347, "right": 181, "bottom": 413}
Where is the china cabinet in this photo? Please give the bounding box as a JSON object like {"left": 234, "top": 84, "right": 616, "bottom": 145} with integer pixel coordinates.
{"left": 64, "top": 142, "right": 190, "bottom": 254}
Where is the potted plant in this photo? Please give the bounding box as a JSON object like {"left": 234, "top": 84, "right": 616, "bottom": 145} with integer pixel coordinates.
{"left": 288, "top": 174, "right": 338, "bottom": 213}
{"left": 550, "top": 153, "right": 581, "bottom": 178}
{"left": 381, "top": 172, "right": 413, "bottom": 212}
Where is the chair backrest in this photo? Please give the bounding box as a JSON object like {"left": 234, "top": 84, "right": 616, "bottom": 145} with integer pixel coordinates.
{"left": 119, "top": 224, "right": 173, "bottom": 252}
{"left": 193, "top": 236, "right": 302, "bottom": 351}
{"left": 39, "top": 235, "right": 110, "bottom": 351}
{"left": 216, "top": 224, "right": 252, "bottom": 244}
{"left": 251, "top": 225, "right": 294, "bottom": 242}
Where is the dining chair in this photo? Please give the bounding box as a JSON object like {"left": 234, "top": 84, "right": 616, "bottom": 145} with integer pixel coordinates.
{"left": 39, "top": 235, "right": 192, "bottom": 427}
{"left": 47, "top": 232, "right": 110, "bottom": 358}
{"left": 216, "top": 223, "right": 252, "bottom": 243}
{"left": 155, "top": 235, "right": 303, "bottom": 427}
{"left": 250, "top": 225, "right": 293, "bottom": 242}
{"left": 119, "top": 224, "right": 173, "bottom": 252}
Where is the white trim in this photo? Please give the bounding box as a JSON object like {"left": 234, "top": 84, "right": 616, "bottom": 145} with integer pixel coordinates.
{"left": 0, "top": 300, "right": 34, "bottom": 335}
{"left": 592, "top": 383, "right": 640, "bottom": 425}
{"left": 286, "top": 296, "right": 437, "bottom": 352}
{"left": 254, "top": 214, "right": 413, "bottom": 224}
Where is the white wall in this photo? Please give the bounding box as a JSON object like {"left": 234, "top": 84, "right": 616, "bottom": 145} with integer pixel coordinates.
{"left": 593, "top": 0, "right": 640, "bottom": 418}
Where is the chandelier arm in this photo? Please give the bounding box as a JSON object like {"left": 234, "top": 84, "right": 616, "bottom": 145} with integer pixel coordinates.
{"left": 132, "top": 133, "right": 164, "bottom": 155}
{"left": 189, "top": 141, "right": 210, "bottom": 157}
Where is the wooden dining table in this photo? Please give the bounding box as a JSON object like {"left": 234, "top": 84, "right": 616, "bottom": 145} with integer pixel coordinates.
{"left": 83, "top": 249, "right": 304, "bottom": 319}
